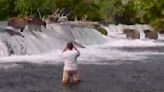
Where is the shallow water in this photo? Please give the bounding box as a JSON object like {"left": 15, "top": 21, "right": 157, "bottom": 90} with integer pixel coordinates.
{"left": 0, "top": 23, "right": 164, "bottom": 92}
{"left": 0, "top": 58, "right": 164, "bottom": 92}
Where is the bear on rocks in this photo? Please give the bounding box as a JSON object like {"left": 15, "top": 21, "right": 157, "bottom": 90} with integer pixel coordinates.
{"left": 8, "top": 17, "right": 46, "bottom": 32}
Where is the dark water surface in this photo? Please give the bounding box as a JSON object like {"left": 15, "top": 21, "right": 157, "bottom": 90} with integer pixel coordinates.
{"left": 0, "top": 58, "right": 164, "bottom": 92}
{"left": 0, "top": 45, "right": 164, "bottom": 92}
{"left": 110, "top": 46, "right": 164, "bottom": 52}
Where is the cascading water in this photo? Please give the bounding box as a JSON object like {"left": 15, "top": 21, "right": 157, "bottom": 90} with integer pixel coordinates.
{"left": 102, "top": 24, "right": 164, "bottom": 47}
{"left": 0, "top": 22, "right": 164, "bottom": 65}
{"left": 0, "top": 23, "right": 106, "bottom": 57}
{"left": 103, "top": 24, "right": 153, "bottom": 40}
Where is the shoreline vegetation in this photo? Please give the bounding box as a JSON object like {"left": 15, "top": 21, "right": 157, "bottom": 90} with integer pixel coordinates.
{"left": 0, "top": 0, "right": 163, "bottom": 31}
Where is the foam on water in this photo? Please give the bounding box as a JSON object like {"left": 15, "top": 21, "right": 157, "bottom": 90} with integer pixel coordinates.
{"left": 0, "top": 42, "right": 164, "bottom": 65}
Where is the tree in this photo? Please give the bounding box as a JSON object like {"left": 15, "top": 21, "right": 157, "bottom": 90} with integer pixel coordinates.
{"left": 0, "top": 0, "right": 163, "bottom": 30}
{"left": 0, "top": 0, "right": 9, "bottom": 20}
{"left": 14, "top": 0, "right": 56, "bottom": 17}
{"left": 131, "top": 0, "right": 164, "bottom": 29}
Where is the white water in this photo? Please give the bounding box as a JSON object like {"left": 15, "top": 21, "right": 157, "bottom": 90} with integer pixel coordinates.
{"left": 0, "top": 23, "right": 164, "bottom": 66}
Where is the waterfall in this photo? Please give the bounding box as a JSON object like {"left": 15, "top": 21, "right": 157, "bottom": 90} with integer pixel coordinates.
{"left": 0, "top": 23, "right": 106, "bottom": 57}
{"left": 101, "top": 24, "right": 164, "bottom": 47}
{"left": 0, "top": 22, "right": 164, "bottom": 64}
{"left": 103, "top": 24, "right": 153, "bottom": 40}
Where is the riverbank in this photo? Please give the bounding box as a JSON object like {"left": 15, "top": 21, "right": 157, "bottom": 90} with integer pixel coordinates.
{"left": 0, "top": 60, "right": 164, "bottom": 92}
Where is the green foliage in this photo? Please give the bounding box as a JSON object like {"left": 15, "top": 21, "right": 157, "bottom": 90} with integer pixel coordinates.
{"left": 0, "top": 0, "right": 9, "bottom": 20}
{"left": 151, "top": 19, "right": 164, "bottom": 30}
{"left": 0, "top": 0, "right": 163, "bottom": 29}
{"left": 14, "top": 0, "right": 56, "bottom": 17}
{"left": 129, "top": 0, "right": 164, "bottom": 29}
{"left": 92, "top": 24, "right": 108, "bottom": 35}
{"left": 97, "top": 0, "right": 126, "bottom": 22}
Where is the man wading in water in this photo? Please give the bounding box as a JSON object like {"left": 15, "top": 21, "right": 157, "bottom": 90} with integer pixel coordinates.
{"left": 62, "top": 42, "right": 81, "bottom": 84}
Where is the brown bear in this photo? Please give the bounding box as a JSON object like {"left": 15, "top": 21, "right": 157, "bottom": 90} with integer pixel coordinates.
{"left": 8, "top": 17, "right": 46, "bottom": 32}
{"left": 25, "top": 16, "right": 46, "bottom": 27}
{"left": 123, "top": 29, "right": 140, "bottom": 39}
{"left": 144, "top": 30, "right": 158, "bottom": 40}
{"left": 8, "top": 17, "right": 26, "bottom": 32}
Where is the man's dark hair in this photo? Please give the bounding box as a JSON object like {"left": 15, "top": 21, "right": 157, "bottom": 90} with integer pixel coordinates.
{"left": 67, "top": 42, "right": 73, "bottom": 50}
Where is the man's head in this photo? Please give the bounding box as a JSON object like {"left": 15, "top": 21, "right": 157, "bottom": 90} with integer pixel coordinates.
{"left": 66, "top": 42, "right": 73, "bottom": 50}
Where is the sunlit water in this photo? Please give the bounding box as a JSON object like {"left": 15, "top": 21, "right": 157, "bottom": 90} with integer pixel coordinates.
{"left": 0, "top": 22, "right": 164, "bottom": 68}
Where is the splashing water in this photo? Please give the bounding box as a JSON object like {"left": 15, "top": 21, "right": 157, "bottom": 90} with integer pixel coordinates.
{"left": 0, "top": 22, "right": 164, "bottom": 65}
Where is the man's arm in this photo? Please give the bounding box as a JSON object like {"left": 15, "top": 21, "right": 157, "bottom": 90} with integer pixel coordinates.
{"left": 74, "top": 46, "right": 80, "bottom": 57}
{"left": 62, "top": 46, "right": 67, "bottom": 52}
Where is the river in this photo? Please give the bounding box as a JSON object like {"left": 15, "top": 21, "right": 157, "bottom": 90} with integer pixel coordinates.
{"left": 0, "top": 22, "right": 164, "bottom": 92}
